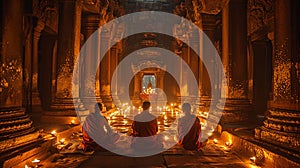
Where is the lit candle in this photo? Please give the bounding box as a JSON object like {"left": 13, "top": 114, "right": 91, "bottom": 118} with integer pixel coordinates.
{"left": 59, "top": 138, "right": 65, "bottom": 144}
{"left": 213, "top": 139, "right": 218, "bottom": 144}
{"left": 250, "top": 156, "right": 256, "bottom": 164}
{"left": 164, "top": 136, "right": 169, "bottom": 141}
{"left": 32, "top": 159, "right": 40, "bottom": 163}
{"left": 71, "top": 120, "right": 75, "bottom": 124}
{"left": 225, "top": 141, "right": 232, "bottom": 146}
{"left": 51, "top": 130, "right": 57, "bottom": 136}
{"left": 158, "top": 121, "right": 161, "bottom": 125}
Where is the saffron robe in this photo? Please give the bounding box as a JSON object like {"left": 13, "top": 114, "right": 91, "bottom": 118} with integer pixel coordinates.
{"left": 81, "top": 112, "right": 119, "bottom": 151}
{"left": 131, "top": 110, "right": 163, "bottom": 150}
{"left": 178, "top": 114, "right": 201, "bottom": 151}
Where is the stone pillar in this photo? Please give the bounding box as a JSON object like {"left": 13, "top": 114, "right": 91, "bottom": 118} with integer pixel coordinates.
{"left": 100, "top": 30, "right": 113, "bottom": 109}
{"left": 50, "top": 0, "right": 82, "bottom": 113}
{"left": 131, "top": 72, "right": 142, "bottom": 106}
{"left": 31, "top": 20, "right": 45, "bottom": 111}
{"left": 219, "top": 0, "right": 251, "bottom": 123}
{"left": 199, "top": 13, "right": 217, "bottom": 111}
{"left": 0, "top": 0, "right": 35, "bottom": 148}
{"left": 81, "top": 13, "right": 101, "bottom": 110}
{"left": 255, "top": 0, "right": 300, "bottom": 150}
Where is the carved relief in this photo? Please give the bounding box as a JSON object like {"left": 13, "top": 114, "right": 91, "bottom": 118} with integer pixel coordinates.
{"left": 56, "top": 51, "right": 74, "bottom": 98}
{"left": 248, "top": 0, "right": 274, "bottom": 35}
{"left": 33, "top": 0, "right": 59, "bottom": 33}
{"left": 273, "top": 39, "right": 291, "bottom": 101}
{"left": 228, "top": 80, "right": 248, "bottom": 99}
{"left": 0, "top": 59, "right": 22, "bottom": 107}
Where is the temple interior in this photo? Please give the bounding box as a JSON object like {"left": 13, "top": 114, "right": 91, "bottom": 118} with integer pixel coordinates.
{"left": 0, "top": 0, "right": 299, "bottom": 167}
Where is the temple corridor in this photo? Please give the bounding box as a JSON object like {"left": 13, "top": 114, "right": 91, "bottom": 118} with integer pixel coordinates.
{"left": 1, "top": 0, "right": 299, "bottom": 167}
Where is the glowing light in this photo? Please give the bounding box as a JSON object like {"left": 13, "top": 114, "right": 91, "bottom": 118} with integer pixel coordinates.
{"left": 71, "top": 120, "right": 75, "bottom": 124}
{"left": 59, "top": 138, "right": 65, "bottom": 144}
{"left": 158, "top": 121, "right": 161, "bottom": 124}
{"left": 225, "top": 141, "right": 232, "bottom": 147}
{"left": 51, "top": 130, "right": 57, "bottom": 136}
{"left": 25, "top": 165, "right": 29, "bottom": 168}
{"left": 213, "top": 139, "right": 218, "bottom": 144}
{"left": 103, "top": 126, "right": 108, "bottom": 133}
{"left": 250, "top": 156, "right": 256, "bottom": 164}
{"left": 32, "top": 159, "right": 40, "bottom": 163}
{"left": 164, "top": 136, "right": 170, "bottom": 141}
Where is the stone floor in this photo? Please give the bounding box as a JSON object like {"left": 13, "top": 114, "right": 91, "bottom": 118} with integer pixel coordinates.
{"left": 18, "top": 108, "right": 263, "bottom": 168}
{"left": 26, "top": 140, "right": 257, "bottom": 168}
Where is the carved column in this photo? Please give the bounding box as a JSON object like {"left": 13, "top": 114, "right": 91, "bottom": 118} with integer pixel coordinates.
{"left": 50, "top": 0, "right": 82, "bottom": 113}
{"left": 255, "top": 0, "right": 300, "bottom": 150}
{"left": 110, "top": 45, "right": 120, "bottom": 107}
{"left": 81, "top": 13, "right": 101, "bottom": 111}
{"left": 100, "top": 29, "right": 113, "bottom": 109}
{"left": 0, "top": 0, "right": 35, "bottom": 150}
{"left": 31, "top": 20, "right": 45, "bottom": 111}
{"left": 219, "top": 0, "right": 251, "bottom": 123}
{"left": 199, "top": 13, "right": 217, "bottom": 111}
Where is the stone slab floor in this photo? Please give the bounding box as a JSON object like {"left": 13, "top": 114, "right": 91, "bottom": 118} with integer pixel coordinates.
{"left": 37, "top": 141, "right": 257, "bottom": 168}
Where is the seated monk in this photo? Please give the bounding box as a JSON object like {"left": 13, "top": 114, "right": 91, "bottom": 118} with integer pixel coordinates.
{"left": 81, "top": 103, "right": 119, "bottom": 151}
{"left": 177, "top": 103, "right": 201, "bottom": 151}
{"left": 131, "top": 101, "right": 163, "bottom": 151}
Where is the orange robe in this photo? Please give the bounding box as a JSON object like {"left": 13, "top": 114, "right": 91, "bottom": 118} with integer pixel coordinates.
{"left": 131, "top": 110, "right": 162, "bottom": 150}
{"left": 81, "top": 112, "right": 119, "bottom": 151}
{"left": 178, "top": 114, "right": 201, "bottom": 151}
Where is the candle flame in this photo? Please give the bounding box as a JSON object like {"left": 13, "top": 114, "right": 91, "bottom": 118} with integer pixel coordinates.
{"left": 213, "top": 139, "right": 218, "bottom": 144}
{"left": 250, "top": 156, "right": 256, "bottom": 164}
{"left": 32, "top": 159, "right": 40, "bottom": 163}
{"left": 51, "top": 130, "right": 57, "bottom": 136}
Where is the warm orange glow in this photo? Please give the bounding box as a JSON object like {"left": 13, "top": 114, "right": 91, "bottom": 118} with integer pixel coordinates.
{"left": 213, "top": 139, "right": 218, "bottom": 144}
{"left": 32, "top": 159, "right": 40, "bottom": 163}
{"left": 51, "top": 130, "right": 57, "bottom": 136}
{"left": 225, "top": 141, "right": 232, "bottom": 147}
{"left": 250, "top": 156, "right": 256, "bottom": 164}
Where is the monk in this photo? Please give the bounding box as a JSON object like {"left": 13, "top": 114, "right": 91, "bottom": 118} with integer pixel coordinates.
{"left": 131, "top": 101, "right": 163, "bottom": 151}
{"left": 177, "top": 103, "right": 202, "bottom": 151}
{"left": 81, "top": 103, "right": 119, "bottom": 151}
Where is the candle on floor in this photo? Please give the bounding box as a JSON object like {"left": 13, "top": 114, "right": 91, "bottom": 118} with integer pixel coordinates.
{"left": 250, "top": 156, "right": 256, "bottom": 164}
{"left": 225, "top": 141, "right": 232, "bottom": 147}
{"left": 59, "top": 138, "right": 65, "bottom": 144}
{"left": 51, "top": 130, "right": 57, "bottom": 136}
{"left": 213, "top": 139, "right": 218, "bottom": 144}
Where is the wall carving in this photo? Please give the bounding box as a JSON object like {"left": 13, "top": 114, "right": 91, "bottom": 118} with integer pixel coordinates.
{"left": 0, "top": 59, "right": 22, "bottom": 107}
{"left": 33, "top": 0, "right": 59, "bottom": 34}
{"left": 248, "top": 0, "right": 274, "bottom": 35}
{"left": 273, "top": 39, "right": 292, "bottom": 101}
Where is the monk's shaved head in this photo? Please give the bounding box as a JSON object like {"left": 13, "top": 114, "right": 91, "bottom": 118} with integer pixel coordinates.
{"left": 142, "top": 101, "right": 151, "bottom": 110}
{"left": 182, "top": 103, "right": 191, "bottom": 114}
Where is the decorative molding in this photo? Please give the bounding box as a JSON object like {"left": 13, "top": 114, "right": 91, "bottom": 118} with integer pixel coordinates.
{"left": 33, "top": 0, "right": 59, "bottom": 34}
{"left": 248, "top": 0, "right": 274, "bottom": 35}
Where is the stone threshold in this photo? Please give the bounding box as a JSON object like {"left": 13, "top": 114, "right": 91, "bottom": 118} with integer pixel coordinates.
{"left": 218, "top": 125, "right": 300, "bottom": 167}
